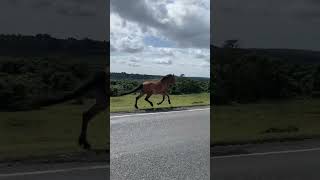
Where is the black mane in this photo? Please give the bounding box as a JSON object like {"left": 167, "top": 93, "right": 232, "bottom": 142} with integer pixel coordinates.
{"left": 161, "top": 74, "right": 174, "bottom": 81}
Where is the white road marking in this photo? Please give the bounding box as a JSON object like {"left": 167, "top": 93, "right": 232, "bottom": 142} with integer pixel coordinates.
{"left": 110, "top": 108, "right": 210, "bottom": 119}
{"left": 0, "top": 165, "right": 108, "bottom": 177}
{"left": 212, "top": 147, "right": 320, "bottom": 159}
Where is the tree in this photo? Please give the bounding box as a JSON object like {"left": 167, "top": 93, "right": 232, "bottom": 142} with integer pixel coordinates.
{"left": 223, "top": 39, "right": 240, "bottom": 49}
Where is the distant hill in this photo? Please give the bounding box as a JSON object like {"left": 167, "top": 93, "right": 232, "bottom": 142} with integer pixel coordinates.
{"left": 110, "top": 72, "right": 209, "bottom": 81}
{"left": 211, "top": 45, "right": 320, "bottom": 64}
{"left": 0, "top": 34, "right": 108, "bottom": 57}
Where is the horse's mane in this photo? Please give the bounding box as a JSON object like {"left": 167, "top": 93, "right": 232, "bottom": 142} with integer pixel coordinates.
{"left": 160, "top": 74, "right": 174, "bottom": 82}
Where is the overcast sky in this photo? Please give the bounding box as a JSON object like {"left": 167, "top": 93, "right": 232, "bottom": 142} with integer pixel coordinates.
{"left": 212, "top": 0, "right": 320, "bottom": 51}
{"left": 110, "top": 0, "right": 210, "bottom": 77}
{"left": 0, "top": 0, "right": 108, "bottom": 41}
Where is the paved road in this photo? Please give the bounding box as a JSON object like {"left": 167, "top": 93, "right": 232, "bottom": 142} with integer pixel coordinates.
{"left": 211, "top": 141, "right": 320, "bottom": 180}
{"left": 110, "top": 108, "right": 210, "bottom": 180}
{"left": 0, "top": 162, "right": 108, "bottom": 180}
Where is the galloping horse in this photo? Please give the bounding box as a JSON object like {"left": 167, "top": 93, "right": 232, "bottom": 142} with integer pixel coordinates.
{"left": 120, "top": 74, "right": 176, "bottom": 109}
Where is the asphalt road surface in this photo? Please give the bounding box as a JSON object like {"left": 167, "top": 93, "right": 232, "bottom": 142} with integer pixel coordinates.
{"left": 0, "top": 162, "right": 108, "bottom": 180}
{"left": 211, "top": 140, "right": 320, "bottom": 180}
{"left": 110, "top": 108, "right": 210, "bottom": 180}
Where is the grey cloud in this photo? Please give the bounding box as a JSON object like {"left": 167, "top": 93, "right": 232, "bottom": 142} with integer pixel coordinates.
{"left": 212, "top": 0, "right": 320, "bottom": 50}
{"left": 123, "top": 46, "right": 144, "bottom": 53}
{"left": 110, "top": 44, "right": 118, "bottom": 52}
{"left": 19, "top": 0, "right": 100, "bottom": 17}
{"left": 128, "top": 63, "right": 140, "bottom": 67}
{"left": 154, "top": 59, "right": 173, "bottom": 65}
{"left": 129, "top": 58, "right": 141, "bottom": 63}
{"left": 0, "top": 0, "right": 108, "bottom": 40}
{"left": 158, "top": 49, "right": 175, "bottom": 57}
{"left": 111, "top": 0, "right": 209, "bottom": 48}
{"left": 56, "top": 7, "right": 96, "bottom": 17}
{"left": 32, "top": 1, "right": 53, "bottom": 8}
{"left": 195, "top": 53, "right": 207, "bottom": 59}
{"left": 6, "top": 0, "right": 21, "bottom": 6}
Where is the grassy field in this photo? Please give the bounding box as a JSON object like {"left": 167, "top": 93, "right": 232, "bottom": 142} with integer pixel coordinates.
{"left": 212, "top": 98, "right": 320, "bottom": 145}
{"left": 8, "top": 93, "right": 320, "bottom": 159}
{"left": 0, "top": 99, "right": 108, "bottom": 160}
{"left": 0, "top": 93, "right": 208, "bottom": 160}
{"left": 110, "top": 93, "right": 210, "bottom": 112}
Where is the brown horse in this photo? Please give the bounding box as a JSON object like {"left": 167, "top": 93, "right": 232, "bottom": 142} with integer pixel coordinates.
{"left": 120, "top": 74, "right": 176, "bottom": 109}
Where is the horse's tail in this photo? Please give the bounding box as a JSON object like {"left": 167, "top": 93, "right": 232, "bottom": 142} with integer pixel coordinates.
{"left": 34, "top": 72, "right": 105, "bottom": 107}
{"left": 118, "top": 84, "right": 143, "bottom": 96}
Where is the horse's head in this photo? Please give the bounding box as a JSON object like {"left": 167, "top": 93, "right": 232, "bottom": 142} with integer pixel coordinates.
{"left": 161, "top": 74, "right": 176, "bottom": 85}
{"left": 172, "top": 74, "right": 176, "bottom": 84}
{"left": 168, "top": 74, "right": 176, "bottom": 85}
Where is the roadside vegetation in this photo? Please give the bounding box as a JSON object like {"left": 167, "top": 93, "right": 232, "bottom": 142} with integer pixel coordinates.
{"left": 211, "top": 40, "right": 320, "bottom": 145}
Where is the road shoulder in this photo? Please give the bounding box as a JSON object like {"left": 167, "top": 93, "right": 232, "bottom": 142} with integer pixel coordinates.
{"left": 110, "top": 105, "right": 210, "bottom": 117}
{"left": 211, "top": 138, "right": 320, "bottom": 157}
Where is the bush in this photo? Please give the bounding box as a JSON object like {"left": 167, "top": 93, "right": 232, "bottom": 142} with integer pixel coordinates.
{"left": 0, "top": 58, "right": 92, "bottom": 110}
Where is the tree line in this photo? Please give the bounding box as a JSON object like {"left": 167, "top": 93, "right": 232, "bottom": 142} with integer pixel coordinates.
{"left": 0, "top": 57, "right": 93, "bottom": 110}
{"left": 0, "top": 34, "right": 107, "bottom": 56}
{"left": 110, "top": 74, "right": 209, "bottom": 96}
{"left": 211, "top": 43, "right": 320, "bottom": 105}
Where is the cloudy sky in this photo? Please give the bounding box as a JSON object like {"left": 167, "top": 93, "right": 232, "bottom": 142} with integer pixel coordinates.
{"left": 110, "top": 0, "right": 210, "bottom": 77}
{"left": 0, "top": 0, "right": 107, "bottom": 40}
{"left": 212, "top": 0, "right": 320, "bottom": 51}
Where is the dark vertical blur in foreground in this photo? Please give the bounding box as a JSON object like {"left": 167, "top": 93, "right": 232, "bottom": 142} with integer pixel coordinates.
{"left": 0, "top": 0, "right": 110, "bottom": 179}
{"left": 211, "top": 0, "right": 320, "bottom": 179}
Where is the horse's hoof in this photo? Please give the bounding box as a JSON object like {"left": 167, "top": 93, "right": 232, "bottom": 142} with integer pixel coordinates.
{"left": 79, "top": 137, "right": 91, "bottom": 150}
{"left": 83, "top": 143, "right": 91, "bottom": 150}
{"left": 79, "top": 141, "right": 91, "bottom": 150}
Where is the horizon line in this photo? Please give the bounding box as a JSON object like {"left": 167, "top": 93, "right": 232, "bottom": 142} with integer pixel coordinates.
{"left": 110, "top": 71, "right": 210, "bottom": 78}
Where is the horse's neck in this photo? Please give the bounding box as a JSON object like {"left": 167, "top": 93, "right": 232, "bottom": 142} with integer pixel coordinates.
{"left": 161, "top": 80, "right": 170, "bottom": 88}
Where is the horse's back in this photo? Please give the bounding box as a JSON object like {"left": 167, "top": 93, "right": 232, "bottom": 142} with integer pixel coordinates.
{"left": 142, "top": 80, "right": 165, "bottom": 94}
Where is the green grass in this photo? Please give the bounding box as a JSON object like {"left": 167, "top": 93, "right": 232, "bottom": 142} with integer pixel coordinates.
{"left": 0, "top": 93, "right": 209, "bottom": 160}
{"left": 0, "top": 99, "right": 108, "bottom": 160}
{"left": 110, "top": 93, "right": 210, "bottom": 112}
{"left": 212, "top": 98, "right": 320, "bottom": 145}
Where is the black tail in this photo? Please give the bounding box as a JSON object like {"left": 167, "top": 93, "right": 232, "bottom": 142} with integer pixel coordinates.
{"left": 118, "top": 84, "right": 143, "bottom": 96}
{"left": 34, "top": 72, "right": 106, "bottom": 107}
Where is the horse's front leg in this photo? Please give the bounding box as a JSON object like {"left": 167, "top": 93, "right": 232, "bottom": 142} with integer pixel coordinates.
{"left": 79, "top": 103, "right": 105, "bottom": 150}
{"left": 166, "top": 94, "right": 171, "bottom": 104}
{"left": 145, "top": 94, "right": 153, "bottom": 107}
{"left": 157, "top": 94, "right": 165, "bottom": 105}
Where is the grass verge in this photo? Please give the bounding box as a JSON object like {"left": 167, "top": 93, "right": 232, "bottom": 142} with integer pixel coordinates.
{"left": 110, "top": 93, "right": 210, "bottom": 113}
{"left": 0, "top": 99, "right": 108, "bottom": 161}
{"left": 212, "top": 98, "right": 320, "bottom": 145}
{"left": 1, "top": 93, "right": 209, "bottom": 160}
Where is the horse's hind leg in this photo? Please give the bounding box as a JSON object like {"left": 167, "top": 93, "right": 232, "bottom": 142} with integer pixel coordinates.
{"left": 145, "top": 94, "right": 153, "bottom": 107}
{"left": 135, "top": 93, "right": 144, "bottom": 109}
{"left": 157, "top": 95, "right": 165, "bottom": 105}
{"left": 79, "top": 103, "right": 106, "bottom": 150}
